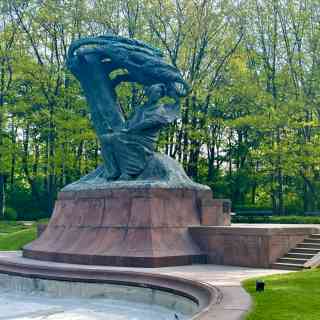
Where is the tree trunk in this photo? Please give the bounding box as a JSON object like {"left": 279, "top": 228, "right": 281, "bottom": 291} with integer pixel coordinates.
{"left": 276, "top": 128, "right": 284, "bottom": 215}
{"left": 303, "top": 181, "right": 309, "bottom": 213}
{"left": 10, "top": 119, "right": 16, "bottom": 188}
{"left": 251, "top": 184, "right": 256, "bottom": 205}
{"left": 0, "top": 175, "right": 5, "bottom": 217}
{"left": 207, "top": 147, "right": 215, "bottom": 181}
{"left": 277, "top": 166, "right": 284, "bottom": 214}
{"left": 182, "top": 98, "right": 189, "bottom": 169}
{"left": 0, "top": 83, "right": 4, "bottom": 217}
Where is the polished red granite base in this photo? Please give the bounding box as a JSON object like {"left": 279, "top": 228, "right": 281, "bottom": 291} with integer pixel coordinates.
{"left": 23, "top": 188, "right": 228, "bottom": 267}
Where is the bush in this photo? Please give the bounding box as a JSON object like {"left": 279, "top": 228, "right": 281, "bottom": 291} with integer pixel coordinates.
{"left": 233, "top": 205, "right": 272, "bottom": 212}
{"left": 18, "top": 211, "right": 49, "bottom": 221}
{"left": 4, "top": 207, "right": 18, "bottom": 221}
{"left": 232, "top": 215, "right": 320, "bottom": 224}
{"left": 6, "top": 183, "right": 51, "bottom": 220}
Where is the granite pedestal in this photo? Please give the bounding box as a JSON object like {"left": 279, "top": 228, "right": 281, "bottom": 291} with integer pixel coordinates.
{"left": 23, "top": 187, "right": 229, "bottom": 267}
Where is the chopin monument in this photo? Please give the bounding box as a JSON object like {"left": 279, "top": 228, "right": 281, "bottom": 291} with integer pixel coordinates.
{"left": 23, "top": 35, "right": 230, "bottom": 267}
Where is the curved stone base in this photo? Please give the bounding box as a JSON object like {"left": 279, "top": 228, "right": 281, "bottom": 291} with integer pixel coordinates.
{"left": 23, "top": 187, "right": 212, "bottom": 267}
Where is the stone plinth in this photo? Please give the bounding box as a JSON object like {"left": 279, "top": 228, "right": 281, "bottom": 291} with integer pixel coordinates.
{"left": 200, "top": 199, "right": 231, "bottom": 226}
{"left": 23, "top": 187, "right": 229, "bottom": 267}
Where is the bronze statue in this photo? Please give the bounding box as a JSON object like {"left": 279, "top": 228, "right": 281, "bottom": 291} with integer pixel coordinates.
{"left": 65, "top": 34, "right": 206, "bottom": 190}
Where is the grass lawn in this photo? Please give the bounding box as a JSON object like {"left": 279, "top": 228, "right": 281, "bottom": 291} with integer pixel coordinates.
{"left": 243, "top": 269, "right": 320, "bottom": 320}
{"left": 0, "top": 221, "right": 37, "bottom": 250}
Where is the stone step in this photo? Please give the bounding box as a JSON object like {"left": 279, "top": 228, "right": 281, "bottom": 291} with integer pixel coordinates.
{"left": 297, "top": 242, "right": 320, "bottom": 249}
{"left": 271, "top": 233, "right": 320, "bottom": 271}
{"left": 271, "top": 263, "right": 304, "bottom": 271}
{"left": 310, "top": 234, "right": 320, "bottom": 239}
{"left": 286, "top": 252, "right": 315, "bottom": 259}
{"left": 277, "top": 257, "right": 307, "bottom": 265}
{"left": 303, "top": 238, "right": 320, "bottom": 244}
{"left": 291, "top": 247, "right": 320, "bottom": 254}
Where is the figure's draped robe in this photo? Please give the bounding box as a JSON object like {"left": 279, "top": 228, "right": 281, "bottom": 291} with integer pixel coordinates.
{"left": 102, "top": 102, "right": 179, "bottom": 177}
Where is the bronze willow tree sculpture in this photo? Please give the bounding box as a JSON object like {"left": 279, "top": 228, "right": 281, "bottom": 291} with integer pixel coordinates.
{"left": 65, "top": 34, "right": 206, "bottom": 190}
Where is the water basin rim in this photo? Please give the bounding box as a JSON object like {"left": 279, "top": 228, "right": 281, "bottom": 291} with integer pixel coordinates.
{"left": 0, "top": 255, "right": 220, "bottom": 319}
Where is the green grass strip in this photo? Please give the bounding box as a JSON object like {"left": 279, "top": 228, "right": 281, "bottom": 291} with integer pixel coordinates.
{"left": 0, "top": 228, "right": 37, "bottom": 251}
{"left": 243, "top": 269, "right": 320, "bottom": 320}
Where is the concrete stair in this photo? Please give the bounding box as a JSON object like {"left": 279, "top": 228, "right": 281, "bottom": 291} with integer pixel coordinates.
{"left": 272, "top": 234, "right": 320, "bottom": 270}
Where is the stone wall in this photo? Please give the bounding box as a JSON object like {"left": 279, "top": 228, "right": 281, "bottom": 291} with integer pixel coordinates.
{"left": 190, "top": 226, "right": 319, "bottom": 268}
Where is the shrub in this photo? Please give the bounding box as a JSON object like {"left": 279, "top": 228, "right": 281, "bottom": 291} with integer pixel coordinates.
{"left": 17, "top": 211, "right": 49, "bottom": 221}
{"left": 4, "top": 207, "right": 18, "bottom": 221}
{"left": 232, "top": 215, "right": 320, "bottom": 224}
{"left": 6, "top": 183, "right": 51, "bottom": 220}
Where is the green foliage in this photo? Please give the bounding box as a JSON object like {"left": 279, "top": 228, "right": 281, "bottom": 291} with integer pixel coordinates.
{"left": 4, "top": 207, "right": 17, "bottom": 221}
{"left": 243, "top": 269, "right": 320, "bottom": 320}
{"left": 7, "top": 184, "right": 50, "bottom": 220}
{"left": 232, "top": 215, "right": 320, "bottom": 224}
{"left": 0, "top": 0, "right": 320, "bottom": 217}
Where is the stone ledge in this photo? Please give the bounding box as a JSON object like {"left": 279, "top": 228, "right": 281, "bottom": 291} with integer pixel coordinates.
{"left": 58, "top": 188, "right": 212, "bottom": 200}
{"left": 23, "top": 249, "right": 207, "bottom": 268}
{"left": 190, "top": 225, "right": 320, "bottom": 268}
{"left": 190, "top": 225, "right": 319, "bottom": 236}
{"left": 0, "top": 252, "right": 220, "bottom": 320}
